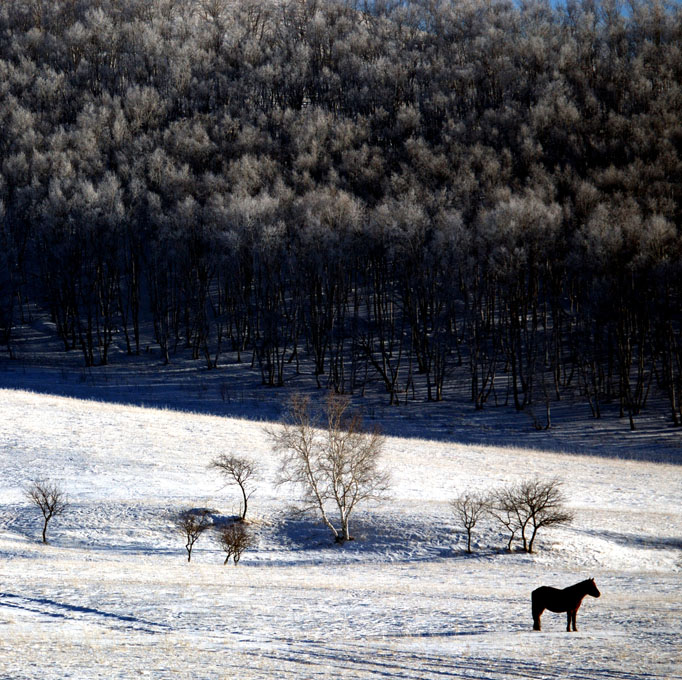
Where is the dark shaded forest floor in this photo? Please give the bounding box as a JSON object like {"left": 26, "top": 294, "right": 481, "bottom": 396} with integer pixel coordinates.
{"left": 1, "top": 314, "right": 679, "bottom": 464}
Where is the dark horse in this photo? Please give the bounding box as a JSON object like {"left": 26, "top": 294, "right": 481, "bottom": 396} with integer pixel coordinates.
{"left": 532, "top": 578, "right": 600, "bottom": 632}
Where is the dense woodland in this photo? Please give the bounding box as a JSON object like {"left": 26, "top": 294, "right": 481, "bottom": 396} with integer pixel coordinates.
{"left": 0, "top": 0, "right": 681, "bottom": 428}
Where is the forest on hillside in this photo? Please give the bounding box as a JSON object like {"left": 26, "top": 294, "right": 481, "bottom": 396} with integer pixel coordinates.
{"left": 0, "top": 0, "right": 680, "bottom": 428}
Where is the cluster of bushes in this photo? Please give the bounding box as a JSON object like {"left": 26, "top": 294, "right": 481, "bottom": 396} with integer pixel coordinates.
{"left": 176, "top": 509, "right": 253, "bottom": 565}
{"left": 452, "top": 478, "right": 573, "bottom": 554}
{"left": 176, "top": 449, "right": 259, "bottom": 564}
{"left": 0, "top": 0, "right": 680, "bottom": 428}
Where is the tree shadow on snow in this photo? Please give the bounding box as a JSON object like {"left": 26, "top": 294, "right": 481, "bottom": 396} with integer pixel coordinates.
{"left": 265, "top": 513, "right": 510, "bottom": 564}
{"left": 0, "top": 592, "right": 168, "bottom": 634}
{"left": 272, "top": 515, "right": 339, "bottom": 552}
{"left": 578, "top": 528, "right": 682, "bottom": 552}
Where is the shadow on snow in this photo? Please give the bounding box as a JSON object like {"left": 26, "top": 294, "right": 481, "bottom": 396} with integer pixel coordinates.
{"left": 0, "top": 592, "right": 168, "bottom": 634}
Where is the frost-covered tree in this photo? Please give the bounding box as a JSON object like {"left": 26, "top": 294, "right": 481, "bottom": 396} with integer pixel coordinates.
{"left": 0, "top": 0, "right": 680, "bottom": 427}
{"left": 269, "top": 393, "right": 389, "bottom": 543}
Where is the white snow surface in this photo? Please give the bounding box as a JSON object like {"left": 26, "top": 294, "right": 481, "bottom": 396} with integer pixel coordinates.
{"left": 0, "top": 388, "right": 680, "bottom": 679}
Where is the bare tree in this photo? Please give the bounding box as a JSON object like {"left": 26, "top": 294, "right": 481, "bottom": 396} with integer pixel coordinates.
{"left": 451, "top": 491, "right": 489, "bottom": 553}
{"left": 268, "top": 393, "right": 389, "bottom": 543}
{"left": 489, "top": 478, "right": 573, "bottom": 553}
{"left": 520, "top": 478, "right": 574, "bottom": 553}
{"left": 176, "top": 509, "right": 212, "bottom": 562}
{"left": 25, "top": 480, "right": 68, "bottom": 544}
{"left": 209, "top": 454, "right": 258, "bottom": 521}
{"left": 488, "top": 485, "right": 521, "bottom": 552}
{"left": 217, "top": 522, "right": 254, "bottom": 565}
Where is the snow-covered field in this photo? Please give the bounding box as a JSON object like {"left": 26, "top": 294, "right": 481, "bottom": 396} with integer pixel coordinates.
{"left": 0, "top": 388, "right": 680, "bottom": 679}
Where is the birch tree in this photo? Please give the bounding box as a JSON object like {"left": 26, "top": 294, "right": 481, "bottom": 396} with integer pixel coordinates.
{"left": 269, "top": 393, "right": 389, "bottom": 543}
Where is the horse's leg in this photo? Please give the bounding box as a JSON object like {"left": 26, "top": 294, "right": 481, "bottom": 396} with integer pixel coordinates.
{"left": 572, "top": 610, "right": 578, "bottom": 632}
{"left": 567, "top": 610, "right": 577, "bottom": 632}
{"left": 532, "top": 594, "right": 543, "bottom": 631}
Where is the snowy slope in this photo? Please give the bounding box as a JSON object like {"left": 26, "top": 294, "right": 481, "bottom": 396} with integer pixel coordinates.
{"left": 0, "top": 388, "right": 680, "bottom": 679}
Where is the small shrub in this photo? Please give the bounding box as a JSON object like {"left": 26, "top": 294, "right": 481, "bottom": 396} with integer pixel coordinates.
{"left": 217, "top": 522, "right": 254, "bottom": 565}
{"left": 176, "top": 509, "right": 213, "bottom": 562}
{"left": 451, "top": 491, "right": 489, "bottom": 553}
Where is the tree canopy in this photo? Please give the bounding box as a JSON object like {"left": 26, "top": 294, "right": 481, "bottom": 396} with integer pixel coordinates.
{"left": 1, "top": 0, "right": 681, "bottom": 427}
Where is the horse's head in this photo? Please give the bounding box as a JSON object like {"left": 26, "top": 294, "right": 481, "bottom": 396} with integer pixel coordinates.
{"left": 587, "top": 577, "right": 601, "bottom": 598}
